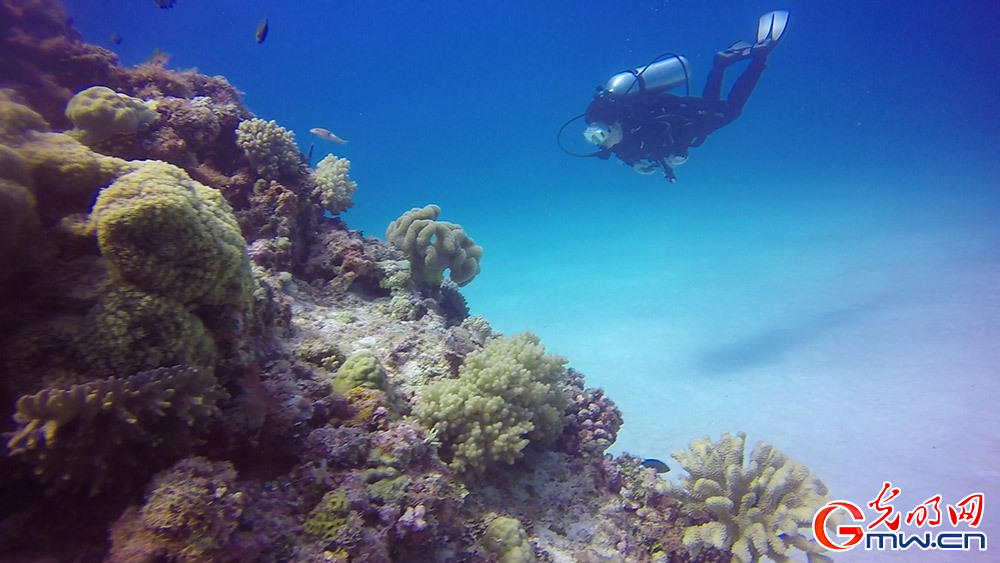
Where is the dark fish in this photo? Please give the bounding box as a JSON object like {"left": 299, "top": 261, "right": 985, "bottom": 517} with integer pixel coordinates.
{"left": 256, "top": 18, "right": 268, "bottom": 44}
{"left": 110, "top": 32, "right": 122, "bottom": 45}
{"left": 303, "top": 143, "right": 314, "bottom": 167}
{"left": 154, "top": 0, "right": 176, "bottom": 8}
{"left": 640, "top": 458, "right": 670, "bottom": 474}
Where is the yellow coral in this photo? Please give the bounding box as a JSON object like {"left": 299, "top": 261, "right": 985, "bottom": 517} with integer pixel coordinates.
{"left": 90, "top": 161, "right": 252, "bottom": 306}
{"left": 385, "top": 204, "right": 483, "bottom": 287}
{"left": 0, "top": 179, "right": 38, "bottom": 281}
{"left": 482, "top": 516, "right": 536, "bottom": 563}
{"left": 413, "top": 332, "right": 567, "bottom": 473}
{"left": 0, "top": 89, "right": 49, "bottom": 142}
{"left": 668, "top": 432, "right": 834, "bottom": 563}
{"left": 65, "top": 85, "right": 158, "bottom": 144}
{"left": 84, "top": 285, "right": 218, "bottom": 376}
{"left": 332, "top": 351, "right": 386, "bottom": 394}
{"left": 235, "top": 118, "right": 302, "bottom": 181}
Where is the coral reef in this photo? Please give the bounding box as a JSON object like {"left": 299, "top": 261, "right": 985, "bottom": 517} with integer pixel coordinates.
{"left": 667, "top": 432, "right": 834, "bottom": 563}
{"left": 413, "top": 332, "right": 569, "bottom": 473}
{"left": 0, "top": 3, "right": 832, "bottom": 561}
{"left": 386, "top": 204, "right": 483, "bottom": 287}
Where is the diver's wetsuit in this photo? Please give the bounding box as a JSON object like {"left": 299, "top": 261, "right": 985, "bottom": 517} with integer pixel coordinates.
{"left": 585, "top": 45, "right": 771, "bottom": 182}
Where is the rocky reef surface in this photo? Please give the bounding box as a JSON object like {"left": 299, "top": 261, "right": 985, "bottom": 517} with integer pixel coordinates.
{"left": 0, "top": 1, "right": 834, "bottom": 561}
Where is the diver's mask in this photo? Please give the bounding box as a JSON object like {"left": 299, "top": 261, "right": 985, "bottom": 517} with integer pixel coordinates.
{"left": 583, "top": 122, "right": 623, "bottom": 148}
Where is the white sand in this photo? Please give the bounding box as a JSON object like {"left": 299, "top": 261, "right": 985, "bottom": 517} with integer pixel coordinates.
{"left": 464, "top": 177, "right": 999, "bottom": 562}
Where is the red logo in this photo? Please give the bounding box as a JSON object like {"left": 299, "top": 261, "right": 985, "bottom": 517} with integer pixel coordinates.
{"left": 813, "top": 482, "right": 986, "bottom": 552}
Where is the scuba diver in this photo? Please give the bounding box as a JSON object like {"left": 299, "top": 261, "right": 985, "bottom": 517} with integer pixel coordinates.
{"left": 560, "top": 11, "right": 789, "bottom": 182}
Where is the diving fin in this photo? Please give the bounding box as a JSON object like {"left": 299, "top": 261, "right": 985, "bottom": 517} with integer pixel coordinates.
{"left": 756, "top": 10, "right": 789, "bottom": 46}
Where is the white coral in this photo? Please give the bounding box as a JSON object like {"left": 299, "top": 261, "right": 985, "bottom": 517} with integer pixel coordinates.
{"left": 311, "top": 153, "right": 357, "bottom": 215}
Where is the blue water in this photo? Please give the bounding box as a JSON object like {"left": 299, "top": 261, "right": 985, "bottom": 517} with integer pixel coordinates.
{"left": 64, "top": 2, "right": 1000, "bottom": 560}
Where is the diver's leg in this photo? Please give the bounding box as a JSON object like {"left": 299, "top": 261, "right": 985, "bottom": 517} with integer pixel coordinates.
{"left": 702, "top": 41, "right": 753, "bottom": 101}
{"left": 724, "top": 50, "right": 768, "bottom": 119}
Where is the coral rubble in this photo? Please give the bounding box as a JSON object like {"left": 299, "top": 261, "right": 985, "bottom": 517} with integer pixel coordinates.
{"left": 0, "top": 1, "right": 833, "bottom": 561}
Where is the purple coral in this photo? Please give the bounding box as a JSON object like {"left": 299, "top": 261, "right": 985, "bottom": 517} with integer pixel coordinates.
{"left": 303, "top": 426, "right": 370, "bottom": 468}
{"left": 557, "top": 371, "right": 624, "bottom": 458}
{"left": 108, "top": 457, "right": 246, "bottom": 563}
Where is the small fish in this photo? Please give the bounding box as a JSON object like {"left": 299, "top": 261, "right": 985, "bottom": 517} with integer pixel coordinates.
{"left": 110, "top": 32, "right": 122, "bottom": 45}
{"left": 310, "top": 127, "right": 348, "bottom": 144}
{"left": 256, "top": 18, "right": 268, "bottom": 44}
{"left": 154, "top": 0, "right": 176, "bottom": 8}
{"left": 640, "top": 458, "right": 670, "bottom": 474}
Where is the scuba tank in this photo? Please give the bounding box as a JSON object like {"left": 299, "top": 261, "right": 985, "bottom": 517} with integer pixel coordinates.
{"left": 604, "top": 54, "right": 690, "bottom": 96}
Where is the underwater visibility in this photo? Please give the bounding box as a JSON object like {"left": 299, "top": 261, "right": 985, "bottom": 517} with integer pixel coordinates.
{"left": 0, "top": 0, "right": 997, "bottom": 561}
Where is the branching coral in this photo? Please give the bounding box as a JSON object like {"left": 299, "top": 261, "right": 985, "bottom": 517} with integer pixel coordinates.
{"left": 235, "top": 118, "right": 302, "bottom": 181}
{"left": 666, "top": 432, "right": 833, "bottom": 563}
{"left": 311, "top": 153, "right": 357, "bottom": 215}
{"left": 90, "top": 160, "right": 252, "bottom": 306}
{"left": 385, "top": 204, "right": 483, "bottom": 287}
{"left": 6, "top": 365, "right": 228, "bottom": 494}
{"left": 65, "top": 85, "right": 158, "bottom": 144}
{"left": 413, "top": 332, "right": 568, "bottom": 473}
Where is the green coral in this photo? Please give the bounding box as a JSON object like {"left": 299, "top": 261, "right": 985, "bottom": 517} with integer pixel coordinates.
{"left": 385, "top": 204, "right": 483, "bottom": 287}
{"left": 364, "top": 465, "right": 410, "bottom": 505}
{"left": 413, "top": 332, "right": 568, "bottom": 473}
{"left": 311, "top": 153, "right": 357, "bottom": 215}
{"left": 235, "top": 118, "right": 302, "bottom": 181}
{"left": 90, "top": 160, "right": 252, "bottom": 306}
{"left": 6, "top": 365, "right": 227, "bottom": 494}
{"left": 304, "top": 491, "right": 352, "bottom": 542}
{"left": 332, "top": 351, "right": 386, "bottom": 394}
{"left": 65, "top": 85, "right": 158, "bottom": 144}
{"left": 667, "top": 432, "right": 834, "bottom": 563}
{"left": 482, "top": 516, "right": 536, "bottom": 563}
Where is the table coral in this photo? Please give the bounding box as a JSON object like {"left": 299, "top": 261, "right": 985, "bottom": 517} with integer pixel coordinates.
{"left": 667, "top": 431, "right": 834, "bottom": 563}
{"left": 386, "top": 204, "right": 483, "bottom": 287}
{"left": 65, "top": 85, "right": 158, "bottom": 144}
{"left": 90, "top": 160, "right": 252, "bottom": 306}
{"left": 413, "top": 332, "right": 568, "bottom": 473}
